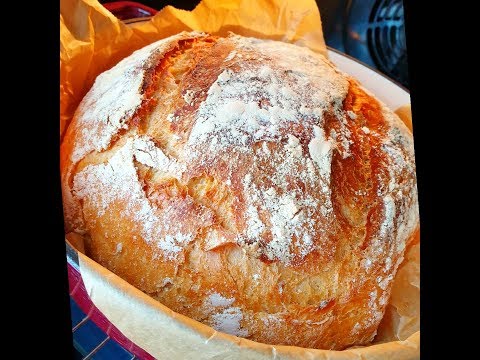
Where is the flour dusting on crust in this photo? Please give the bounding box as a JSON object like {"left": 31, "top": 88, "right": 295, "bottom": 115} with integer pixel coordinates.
{"left": 188, "top": 36, "right": 349, "bottom": 151}
{"left": 66, "top": 33, "right": 418, "bottom": 268}
{"left": 70, "top": 32, "right": 206, "bottom": 163}
{"left": 210, "top": 307, "right": 248, "bottom": 337}
{"left": 184, "top": 35, "right": 352, "bottom": 264}
{"left": 73, "top": 136, "right": 209, "bottom": 260}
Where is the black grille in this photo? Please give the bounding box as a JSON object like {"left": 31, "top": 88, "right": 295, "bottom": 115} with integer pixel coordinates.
{"left": 340, "top": 0, "right": 409, "bottom": 88}
{"left": 366, "top": 0, "right": 408, "bottom": 87}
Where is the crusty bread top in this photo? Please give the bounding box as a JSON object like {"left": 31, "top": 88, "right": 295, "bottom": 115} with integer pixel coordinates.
{"left": 61, "top": 31, "right": 418, "bottom": 348}
{"left": 62, "top": 31, "right": 417, "bottom": 266}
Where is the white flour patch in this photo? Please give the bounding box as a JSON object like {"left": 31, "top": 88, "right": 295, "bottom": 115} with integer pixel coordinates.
{"left": 206, "top": 293, "right": 235, "bottom": 308}
{"left": 224, "top": 50, "right": 237, "bottom": 62}
{"left": 211, "top": 307, "right": 248, "bottom": 337}
{"left": 379, "top": 195, "right": 396, "bottom": 238}
{"left": 308, "top": 125, "right": 333, "bottom": 186}
{"left": 183, "top": 90, "right": 195, "bottom": 105}
{"left": 160, "top": 277, "right": 173, "bottom": 287}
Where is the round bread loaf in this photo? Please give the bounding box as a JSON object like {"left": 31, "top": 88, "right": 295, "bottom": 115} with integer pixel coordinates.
{"left": 61, "top": 32, "right": 419, "bottom": 350}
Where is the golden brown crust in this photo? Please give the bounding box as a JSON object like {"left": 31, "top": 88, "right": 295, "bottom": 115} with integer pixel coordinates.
{"left": 61, "top": 32, "right": 419, "bottom": 350}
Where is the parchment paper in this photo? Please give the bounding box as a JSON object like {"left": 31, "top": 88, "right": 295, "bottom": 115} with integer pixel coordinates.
{"left": 77, "top": 237, "right": 419, "bottom": 360}
{"left": 60, "top": 0, "right": 419, "bottom": 358}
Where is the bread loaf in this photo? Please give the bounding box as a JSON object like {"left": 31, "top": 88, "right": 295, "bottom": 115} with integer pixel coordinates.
{"left": 60, "top": 31, "right": 419, "bottom": 350}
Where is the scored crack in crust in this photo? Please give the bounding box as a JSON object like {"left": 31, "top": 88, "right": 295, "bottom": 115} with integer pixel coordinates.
{"left": 60, "top": 31, "right": 419, "bottom": 350}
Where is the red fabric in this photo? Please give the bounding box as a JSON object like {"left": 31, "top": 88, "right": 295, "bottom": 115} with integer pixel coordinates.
{"left": 102, "top": 1, "right": 158, "bottom": 20}
{"left": 68, "top": 262, "right": 155, "bottom": 360}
